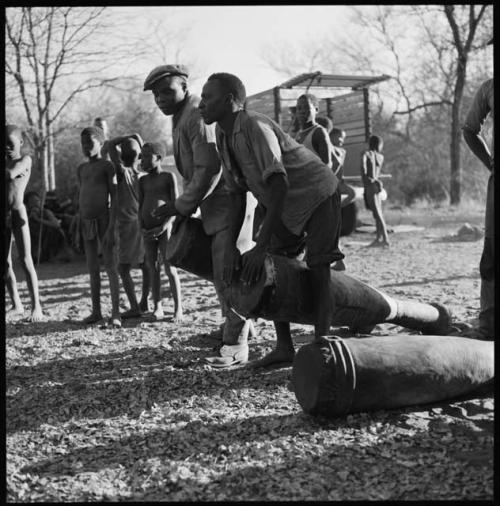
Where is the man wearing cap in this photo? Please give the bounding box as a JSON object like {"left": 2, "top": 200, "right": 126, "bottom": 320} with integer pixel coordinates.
{"left": 143, "top": 64, "right": 255, "bottom": 367}
{"left": 460, "top": 36, "right": 494, "bottom": 340}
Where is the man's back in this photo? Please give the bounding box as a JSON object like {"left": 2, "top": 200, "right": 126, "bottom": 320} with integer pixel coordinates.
{"left": 216, "top": 110, "right": 337, "bottom": 235}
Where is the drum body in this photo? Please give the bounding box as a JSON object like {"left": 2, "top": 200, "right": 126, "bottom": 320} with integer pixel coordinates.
{"left": 229, "top": 255, "right": 451, "bottom": 335}
{"left": 292, "top": 334, "right": 494, "bottom": 417}
{"left": 164, "top": 217, "right": 213, "bottom": 281}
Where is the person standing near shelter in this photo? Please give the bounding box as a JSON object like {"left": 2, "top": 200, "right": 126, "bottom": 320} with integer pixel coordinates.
{"left": 143, "top": 64, "right": 255, "bottom": 368}
{"left": 361, "top": 134, "right": 390, "bottom": 247}
{"left": 294, "top": 94, "right": 332, "bottom": 167}
{"left": 5, "top": 124, "right": 44, "bottom": 321}
{"left": 199, "top": 72, "right": 344, "bottom": 368}
{"left": 77, "top": 126, "right": 121, "bottom": 327}
{"left": 107, "top": 133, "right": 151, "bottom": 318}
{"left": 460, "top": 36, "right": 494, "bottom": 341}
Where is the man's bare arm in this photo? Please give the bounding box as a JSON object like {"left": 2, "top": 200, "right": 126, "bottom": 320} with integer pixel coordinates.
{"left": 7, "top": 155, "right": 31, "bottom": 180}
{"left": 312, "top": 128, "right": 332, "bottom": 168}
{"left": 463, "top": 128, "right": 493, "bottom": 172}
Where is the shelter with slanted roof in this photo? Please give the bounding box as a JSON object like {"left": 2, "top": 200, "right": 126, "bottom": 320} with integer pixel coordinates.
{"left": 246, "top": 72, "right": 391, "bottom": 235}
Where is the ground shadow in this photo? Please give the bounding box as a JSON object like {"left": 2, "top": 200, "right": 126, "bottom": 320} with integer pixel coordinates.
{"left": 6, "top": 347, "right": 292, "bottom": 433}
{"left": 5, "top": 319, "right": 89, "bottom": 339}
{"left": 20, "top": 401, "right": 493, "bottom": 501}
{"left": 379, "top": 273, "right": 478, "bottom": 288}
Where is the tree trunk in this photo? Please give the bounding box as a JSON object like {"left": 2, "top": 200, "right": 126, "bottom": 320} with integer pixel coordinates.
{"left": 47, "top": 126, "right": 56, "bottom": 190}
{"left": 449, "top": 56, "right": 467, "bottom": 205}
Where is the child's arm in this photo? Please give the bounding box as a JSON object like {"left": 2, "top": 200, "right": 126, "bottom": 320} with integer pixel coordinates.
{"left": 6, "top": 155, "right": 31, "bottom": 180}
{"left": 312, "top": 128, "right": 332, "bottom": 168}
{"left": 162, "top": 173, "right": 179, "bottom": 229}
{"left": 138, "top": 176, "right": 145, "bottom": 230}
{"left": 104, "top": 161, "right": 118, "bottom": 247}
{"left": 107, "top": 136, "right": 127, "bottom": 177}
{"left": 130, "top": 133, "right": 144, "bottom": 148}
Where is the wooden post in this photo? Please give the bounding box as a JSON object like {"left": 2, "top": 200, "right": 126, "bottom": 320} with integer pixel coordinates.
{"left": 292, "top": 334, "right": 493, "bottom": 418}
{"left": 273, "top": 86, "right": 282, "bottom": 126}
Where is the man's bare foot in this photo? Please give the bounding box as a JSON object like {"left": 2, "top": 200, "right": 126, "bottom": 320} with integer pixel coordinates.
{"left": 82, "top": 312, "right": 103, "bottom": 324}
{"left": 121, "top": 308, "right": 142, "bottom": 319}
{"left": 8, "top": 304, "right": 24, "bottom": 315}
{"left": 367, "top": 239, "right": 382, "bottom": 248}
{"left": 29, "top": 307, "right": 45, "bottom": 322}
{"left": 109, "top": 315, "right": 122, "bottom": 328}
{"left": 380, "top": 240, "right": 390, "bottom": 248}
{"left": 249, "top": 347, "right": 295, "bottom": 369}
{"left": 172, "top": 310, "right": 184, "bottom": 323}
{"left": 139, "top": 299, "right": 150, "bottom": 313}
{"left": 152, "top": 307, "right": 164, "bottom": 321}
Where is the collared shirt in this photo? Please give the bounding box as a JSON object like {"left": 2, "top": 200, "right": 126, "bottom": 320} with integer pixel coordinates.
{"left": 463, "top": 78, "right": 494, "bottom": 159}
{"left": 172, "top": 93, "right": 229, "bottom": 235}
{"left": 216, "top": 110, "right": 337, "bottom": 235}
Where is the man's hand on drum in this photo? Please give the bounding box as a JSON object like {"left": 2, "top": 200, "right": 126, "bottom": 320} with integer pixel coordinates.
{"left": 241, "top": 244, "right": 266, "bottom": 286}
{"left": 152, "top": 202, "right": 177, "bottom": 220}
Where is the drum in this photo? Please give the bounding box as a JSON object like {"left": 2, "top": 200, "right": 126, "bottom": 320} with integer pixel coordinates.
{"left": 164, "top": 217, "right": 213, "bottom": 281}
{"left": 292, "top": 334, "right": 494, "bottom": 417}
{"left": 229, "top": 254, "right": 451, "bottom": 335}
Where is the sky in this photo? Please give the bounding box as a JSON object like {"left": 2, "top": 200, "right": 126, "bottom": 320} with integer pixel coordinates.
{"left": 116, "top": 5, "right": 352, "bottom": 96}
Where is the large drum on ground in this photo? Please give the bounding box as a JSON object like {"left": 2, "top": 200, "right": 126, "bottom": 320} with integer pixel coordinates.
{"left": 228, "top": 254, "right": 451, "bottom": 335}
{"left": 292, "top": 334, "right": 494, "bottom": 418}
{"left": 164, "top": 217, "right": 213, "bottom": 281}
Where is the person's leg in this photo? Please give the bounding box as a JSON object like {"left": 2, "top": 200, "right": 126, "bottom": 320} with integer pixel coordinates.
{"left": 306, "top": 193, "right": 344, "bottom": 339}
{"left": 371, "top": 194, "right": 389, "bottom": 245}
{"left": 212, "top": 228, "right": 253, "bottom": 346}
{"left": 5, "top": 226, "right": 24, "bottom": 313}
{"left": 339, "top": 180, "right": 356, "bottom": 209}
{"left": 250, "top": 321, "right": 295, "bottom": 368}
{"left": 13, "top": 218, "right": 44, "bottom": 321}
{"left": 144, "top": 238, "right": 163, "bottom": 319}
{"left": 159, "top": 231, "right": 183, "bottom": 322}
{"left": 478, "top": 236, "right": 494, "bottom": 338}
{"left": 82, "top": 238, "right": 103, "bottom": 323}
{"left": 102, "top": 241, "right": 121, "bottom": 327}
{"left": 139, "top": 262, "right": 150, "bottom": 312}
{"left": 118, "top": 262, "right": 141, "bottom": 318}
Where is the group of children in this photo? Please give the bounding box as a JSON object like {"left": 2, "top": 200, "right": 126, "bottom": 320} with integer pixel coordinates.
{"left": 6, "top": 122, "right": 184, "bottom": 327}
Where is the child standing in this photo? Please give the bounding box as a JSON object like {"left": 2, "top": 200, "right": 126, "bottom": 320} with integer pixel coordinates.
{"left": 5, "top": 124, "right": 44, "bottom": 321}
{"left": 107, "top": 134, "right": 150, "bottom": 318}
{"left": 330, "top": 127, "right": 356, "bottom": 209}
{"left": 139, "top": 142, "right": 183, "bottom": 322}
{"left": 361, "top": 134, "right": 390, "bottom": 247}
{"left": 77, "top": 126, "right": 122, "bottom": 327}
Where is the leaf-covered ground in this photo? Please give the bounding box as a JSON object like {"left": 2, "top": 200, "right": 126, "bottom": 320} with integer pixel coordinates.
{"left": 6, "top": 205, "right": 493, "bottom": 501}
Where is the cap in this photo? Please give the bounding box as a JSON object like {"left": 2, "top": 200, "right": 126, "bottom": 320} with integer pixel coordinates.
{"left": 143, "top": 64, "right": 189, "bottom": 91}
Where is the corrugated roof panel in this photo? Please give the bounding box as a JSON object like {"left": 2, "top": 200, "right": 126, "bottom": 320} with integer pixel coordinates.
{"left": 279, "top": 72, "right": 391, "bottom": 89}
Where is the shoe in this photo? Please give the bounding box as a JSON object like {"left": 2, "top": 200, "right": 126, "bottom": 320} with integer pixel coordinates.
{"left": 332, "top": 260, "right": 346, "bottom": 271}
{"left": 204, "top": 344, "right": 249, "bottom": 368}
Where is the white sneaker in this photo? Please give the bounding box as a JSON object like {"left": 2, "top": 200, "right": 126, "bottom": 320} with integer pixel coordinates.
{"left": 204, "top": 344, "right": 249, "bottom": 368}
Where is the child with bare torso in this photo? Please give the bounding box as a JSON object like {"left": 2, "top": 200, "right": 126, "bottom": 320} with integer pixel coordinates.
{"left": 139, "top": 142, "right": 183, "bottom": 322}
{"left": 108, "top": 133, "right": 150, "bottom": 318}
{"left": 77, "top": 126, "right": 122, "bottom": 327}
{"left": 5, "top": 125, "right": 44, "bottom": 321}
